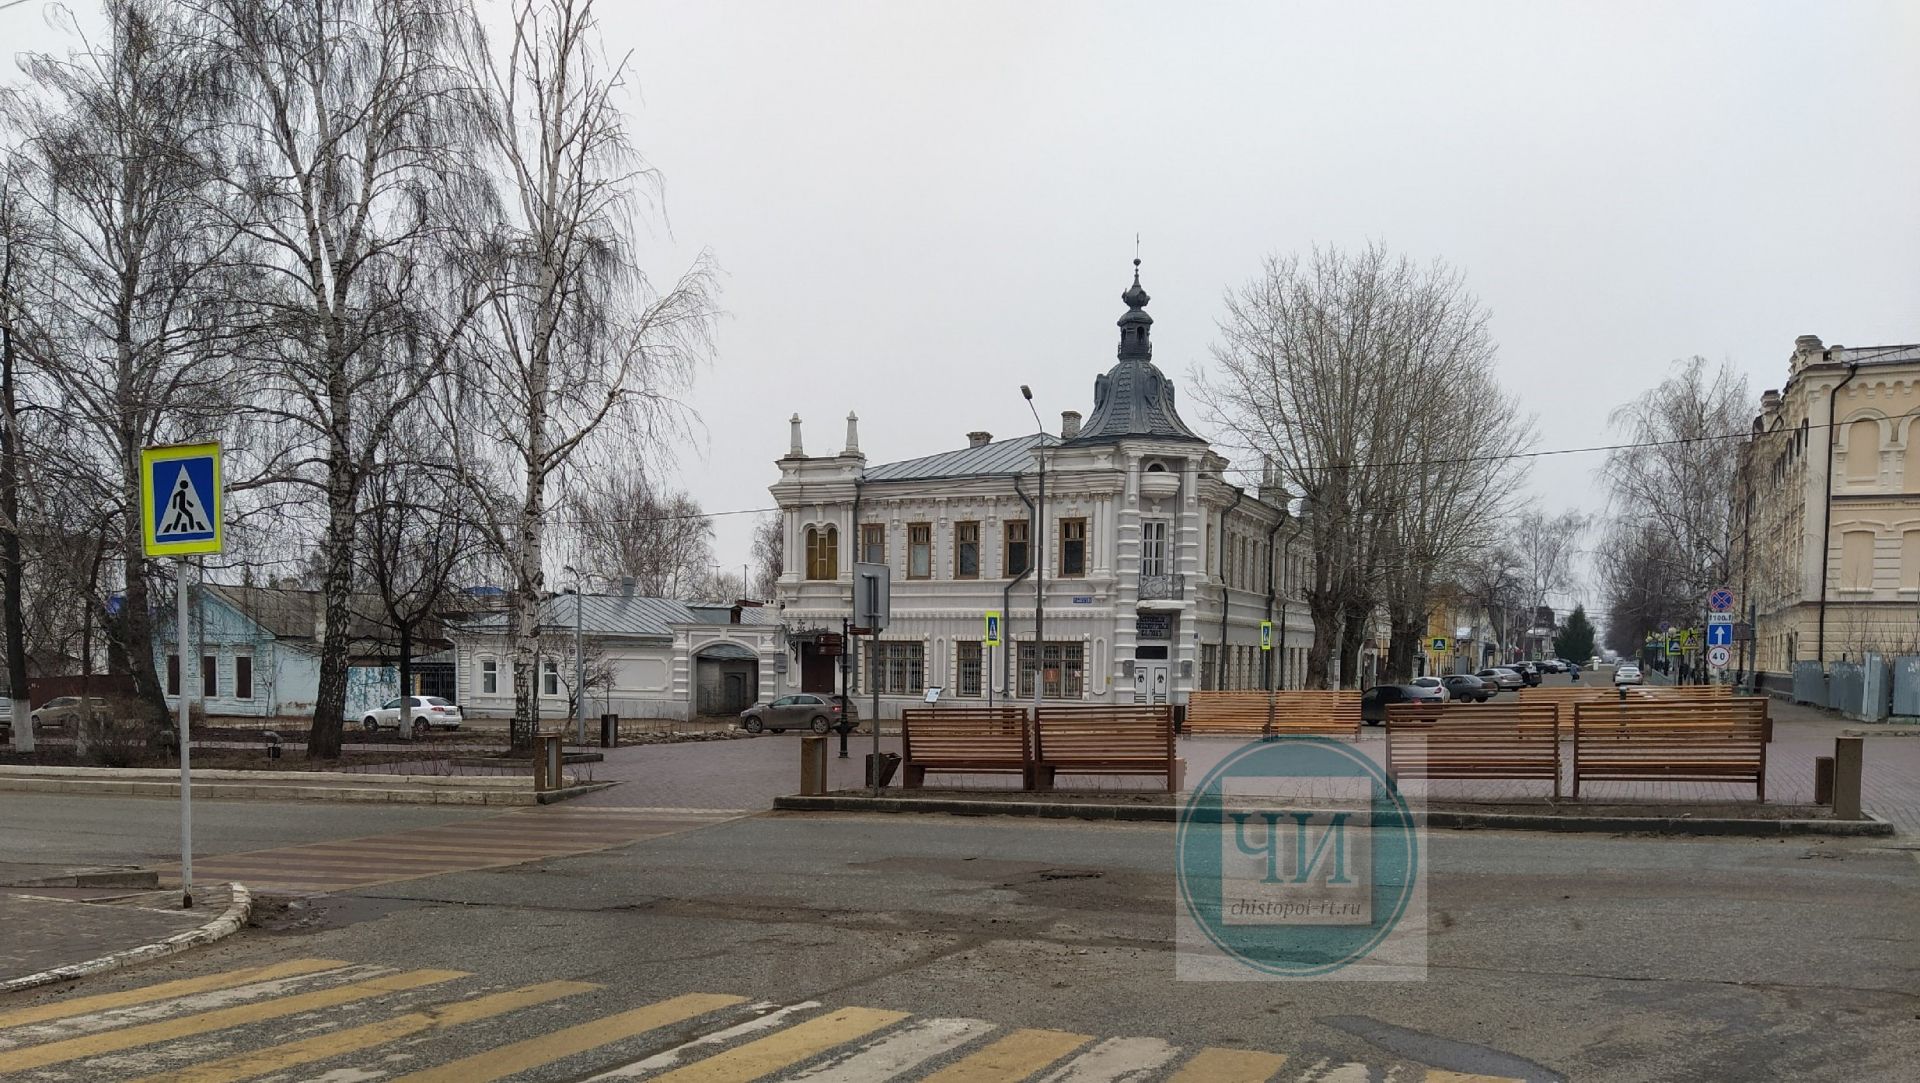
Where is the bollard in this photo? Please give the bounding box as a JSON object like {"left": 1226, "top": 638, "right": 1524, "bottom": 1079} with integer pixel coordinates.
{"left": 1832, "top": 736, "right": 1863, "bottom": 820}
{"left": 800, "top": 735, "right": 827, "bottom": 795}
{"left": 1814, "top": 756, "right": 1834, "bottom": 806}
{"left": 533, "top": 732, "right": 564, "bottom": 792}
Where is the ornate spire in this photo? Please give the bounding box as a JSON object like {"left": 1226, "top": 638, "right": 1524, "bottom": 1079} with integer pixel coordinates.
{"left": 1117, "top": 258, "right": 1152, "bottom": 360}
{"left": 1066, "top": 261, "right": 1203, "bottom": 445}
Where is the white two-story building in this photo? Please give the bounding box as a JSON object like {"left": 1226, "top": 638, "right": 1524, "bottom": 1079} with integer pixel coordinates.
{"left": 769, "top": 263, "right": 1312, "bottom": 717}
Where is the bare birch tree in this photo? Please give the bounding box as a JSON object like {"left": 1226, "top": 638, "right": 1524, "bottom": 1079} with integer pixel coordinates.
{"left": 192, "top": 0, "right": 490, "bottom": 756}
{"left": 452, "top": 0, "right": 716, "bottom": 741}
{"left": 3, "top": 1, "right": 241, "bottom": 743}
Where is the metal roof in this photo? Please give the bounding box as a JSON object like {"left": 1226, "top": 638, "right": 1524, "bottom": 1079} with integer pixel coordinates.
{"left": 459, "top": 594, "right": 773, "bottom": 639}
{"left": 864, "top": 433, "right": 1059, "bottom": 482}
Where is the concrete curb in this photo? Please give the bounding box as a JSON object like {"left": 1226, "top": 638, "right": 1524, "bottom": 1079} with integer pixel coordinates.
{"left": 536, "top": 781, "right": 621, "bottom": 804}
{"left": 771, "top": 795, "right": 1896, "bottom": 837}
{"left": 0, "top": 776, "right": 547, "bottom": 805}
{"left": 0, "top": 765, "right": 529, "bottom": 787}
{"left": 0, "top": 883, "right": 252, "bottom": 995}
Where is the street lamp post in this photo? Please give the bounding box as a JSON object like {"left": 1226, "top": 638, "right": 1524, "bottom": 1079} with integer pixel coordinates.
{"left": 1021, "top": 386, "right": 1045, "bottom": 728}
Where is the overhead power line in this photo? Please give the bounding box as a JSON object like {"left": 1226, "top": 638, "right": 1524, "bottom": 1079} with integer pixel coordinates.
{"left": 512, "top": 416, "right": 1822, "bottom": 528}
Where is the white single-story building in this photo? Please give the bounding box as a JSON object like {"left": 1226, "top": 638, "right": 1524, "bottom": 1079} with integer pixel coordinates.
{"left": 449, "top": 594, "right": 785, "bottom": 722}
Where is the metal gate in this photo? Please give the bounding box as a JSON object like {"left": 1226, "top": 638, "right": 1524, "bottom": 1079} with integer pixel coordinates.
{"left": 1859, "top": 653, "right": 1892, "bottom": 721}
{"left": 1892, "top": 655, "right": 1920, "bottom": 718}
{"left": 1792, "top": 661, "right": 1828, "bottom": 707}
{"left": 1828, "top": 660, "right": 1864, "bottom": 716}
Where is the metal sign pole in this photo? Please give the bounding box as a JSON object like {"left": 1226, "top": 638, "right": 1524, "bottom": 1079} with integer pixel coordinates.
{"left": 178, "top": 556, "right": 194, "bottom": 909}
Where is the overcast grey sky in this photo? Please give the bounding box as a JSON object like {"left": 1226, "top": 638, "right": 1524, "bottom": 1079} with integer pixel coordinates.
{"left": 10, "top": 1, "right": 1919, "bottom": 610}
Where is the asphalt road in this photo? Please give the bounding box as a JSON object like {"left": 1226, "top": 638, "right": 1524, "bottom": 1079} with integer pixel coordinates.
{"left": 3, "top": 801, "right": 1915, "bottom": 1081}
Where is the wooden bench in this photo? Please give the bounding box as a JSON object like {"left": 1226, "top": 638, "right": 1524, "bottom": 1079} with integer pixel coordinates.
{"left": 1385, "top": 702, "right": 1562, "bottom": 798}
{"left": 1572, "top": 702, "right": 1767, "bottom": 799}
{"left": 1033, "top": 705, "right": 1176, "bottom": 791}
{"left": 899, "top": 707, "right": 1031, "bottom": 788}
{"left": 1575, "top": 697, "right": 1772, "bottom": 742}
{"left": 1185, "top": 691, "right": 1362, "bottom": 738}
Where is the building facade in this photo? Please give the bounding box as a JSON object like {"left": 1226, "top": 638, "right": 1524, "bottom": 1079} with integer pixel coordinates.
{"left": 1737, "top": 335, "right": 1920, "bottom": 678}
{"left": 768, "top": 265, "right": 1313, "bottom": 717}
{"left": 449, "top": 595, "right": 784, "bottom": 722}
{"left": 154, "top": 584, "right": 402, "bottom": 720}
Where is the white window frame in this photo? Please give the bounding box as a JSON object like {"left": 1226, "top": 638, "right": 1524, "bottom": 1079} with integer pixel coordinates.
{"left": 1141, "top": 519, "right": 1169, "bottom": 577}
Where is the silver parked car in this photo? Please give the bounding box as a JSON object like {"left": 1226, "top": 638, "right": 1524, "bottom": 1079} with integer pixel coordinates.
{"left": 29, "top": 696, "right": 110, "bottom": 732}
{"left": 1475, "top": 667, "right": 1525, "bottom": 692}
{"left": 739, "top": 693, "right": 855, "bottom": 735}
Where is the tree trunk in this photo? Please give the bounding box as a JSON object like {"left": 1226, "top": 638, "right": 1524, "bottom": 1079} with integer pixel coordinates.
{"left": 511, "top": 470, "right": 545, "bottom": 751}
{"left": 1337, "top": 600, "right": 1371, "bottom": 689}
{"left": 1386, "top": 610, "right": 1423, "bottom": 684}
{"left": 1305, "top": 593, "right": 1339, "bottom": 690}
{"left": 397, "top": 621, "right": 413, "bottom": 743}
{"left": 116, "top": 445, "right": 167, "bottom": 725}
{"left": 309, "top": 450, "right": 357, "bottom": 759}
{"left": 1, "top": 313, "right": 29, "bottom": 751}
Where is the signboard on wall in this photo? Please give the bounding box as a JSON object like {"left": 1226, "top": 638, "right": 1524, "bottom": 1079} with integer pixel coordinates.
{"left": 1136, "top": 615, "right": 1172, "bottom": 640}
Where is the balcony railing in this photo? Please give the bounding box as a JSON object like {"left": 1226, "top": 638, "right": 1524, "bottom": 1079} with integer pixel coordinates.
{"left": 1139, "top": 573, "right": 1185, "bottom": 600}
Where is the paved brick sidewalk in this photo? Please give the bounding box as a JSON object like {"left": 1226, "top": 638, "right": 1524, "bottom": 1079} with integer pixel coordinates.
{"left": 0, "top": 884, "right": 237, "bottom": 987}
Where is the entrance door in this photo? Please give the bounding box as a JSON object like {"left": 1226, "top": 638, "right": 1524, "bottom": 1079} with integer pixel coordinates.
{"left": 724, "top": 673, "right": 747, "bottom": 712}
{"left": 1132, "top": 663, "right": 1171, "bottom": 704}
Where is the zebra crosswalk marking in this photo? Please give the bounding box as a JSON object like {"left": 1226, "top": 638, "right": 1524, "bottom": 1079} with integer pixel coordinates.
{"left": 155, "top": 807, "right": 748, "bottom": 896}
{"left": 0, "top": 961, "right": 1509, "bottom": 1081}
{"left": 919, "top": 1028, "right": 1092, "bottom": 1082}
{"left": 783, "top": 1018, "right": 998, "bottom": 1081}
{"left": 0, "top": 959, "right": 347, "bottom": 1031}
{"left": 386, "top": 992, "right": 747, "bottom": 1083}
{"left": 1040, "top": 1036, "right": 1181, "bottom": 1081}
{"left": 1163, "top": 1047, "right": 1289, "bottom": 1082}
{"left": 585, "top": 1002, "right": 819, "bottom": 1079}
{"left": 0, "top": 969, "right": 465, "bottom": 1074}
{"left": 122, "top": 980, "right": 598, "bottom": 1083}
{"left": 645, "top": 1007, "right": 912, "bottom": 1082}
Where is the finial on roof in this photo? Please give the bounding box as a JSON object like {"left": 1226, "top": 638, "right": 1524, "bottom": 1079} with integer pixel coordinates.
{"left": 1117, "top": 260, "right": 1152, "bottom": 358}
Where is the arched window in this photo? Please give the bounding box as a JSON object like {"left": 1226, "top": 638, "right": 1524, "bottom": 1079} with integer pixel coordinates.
{"left": 1846, "top": 418, "right": 1879, "bottom": 480}
{"left": 1146, "top": 461, "right": 1167, "bottom": 473}
{"left": 805, "top": 525, "right": 838, "bottom": 580}
{"left": 1905, "top": 420, "right": 1920, "bottom": 492}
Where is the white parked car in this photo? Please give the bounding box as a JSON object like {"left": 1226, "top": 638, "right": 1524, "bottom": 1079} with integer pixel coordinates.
{"left": 361, "top": 695, "right": 464, "bottom": 737}
{"left": 1614, "top": 665, "right": 1644, "bottom": 686}
{"left": 1410, "top": 676, "right": 1452, "bottom": 701}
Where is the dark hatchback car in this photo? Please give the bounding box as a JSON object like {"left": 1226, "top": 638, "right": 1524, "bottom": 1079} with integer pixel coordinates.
{"left": 1361, "top": 682, "right": 1446, "bottom": 724}
{"left": 1507, "top": 661, "right": 1544, "bottom": 686}
{"left": 1440, "top": 673, "right": 1492, "bottom": 702}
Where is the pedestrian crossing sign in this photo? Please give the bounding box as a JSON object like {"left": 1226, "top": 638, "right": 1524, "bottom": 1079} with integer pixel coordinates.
{"left": 141, "top": 442, "right": 223, "bottom": 556}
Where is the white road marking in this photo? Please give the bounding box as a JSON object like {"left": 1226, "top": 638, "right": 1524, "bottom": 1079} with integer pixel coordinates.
{"left": 1039, "top": 1036, "right": 1181, "bottom": 1081}
{"left": 784, "top": 1017, "right": 998, "bottom": 1081}
{"left": 0, "top": 966, "right": 373, "bottom": 1050}
{"left": 581, "top": 1001, "right": 813, "bottom": 1079}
